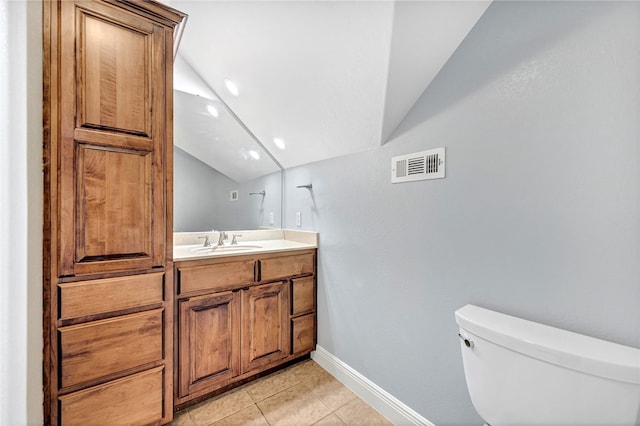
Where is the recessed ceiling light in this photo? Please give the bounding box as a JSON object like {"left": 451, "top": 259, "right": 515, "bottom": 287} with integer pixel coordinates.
{"left": 224, "top": 79, "right": 239, "bottom": 96}
{"left": 248, "top": 150, "right": 260, "bottom": 160}
{"left": 206, "top": 105, "right": 218, "bottom": 117}
{"left": 273, "top": 138, "right": 286, "bottom": 150}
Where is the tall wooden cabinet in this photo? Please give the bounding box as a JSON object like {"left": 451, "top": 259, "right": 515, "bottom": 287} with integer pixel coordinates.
{"left": 43, "top": 1, "right": 186, "bottom": 424}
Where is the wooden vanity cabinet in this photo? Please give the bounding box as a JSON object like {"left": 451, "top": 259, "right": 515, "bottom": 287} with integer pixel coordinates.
{"left": 43, "top": 1, "right": 186, "bottom": 424}
{"left": 175, "top": 250, "right": 316, "bottom": 406}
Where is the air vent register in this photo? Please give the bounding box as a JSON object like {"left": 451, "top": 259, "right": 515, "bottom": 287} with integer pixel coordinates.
{"left": 391, "top": 147, "right": 445, "bottom": 183}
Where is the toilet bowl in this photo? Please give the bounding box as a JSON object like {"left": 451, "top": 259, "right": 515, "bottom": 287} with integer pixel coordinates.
{"left": 455, "top": 304, "right": 640, "bottom": 425}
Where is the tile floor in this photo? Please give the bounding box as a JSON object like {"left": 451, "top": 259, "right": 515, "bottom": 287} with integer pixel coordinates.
{"left": 170, "top": 359, "right": 392, "bottom": 426}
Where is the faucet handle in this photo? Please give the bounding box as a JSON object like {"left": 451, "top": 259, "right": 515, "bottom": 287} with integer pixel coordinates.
{"left": 231, "top": 234, "right": 243, "bottom": 245}
{"left": 197, "top": 235, "right": 210, "bottom": 247}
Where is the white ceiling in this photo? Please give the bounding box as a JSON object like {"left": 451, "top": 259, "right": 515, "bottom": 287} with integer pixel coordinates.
{"left": 171, "top": 0, "right": 491, "bottom": 180}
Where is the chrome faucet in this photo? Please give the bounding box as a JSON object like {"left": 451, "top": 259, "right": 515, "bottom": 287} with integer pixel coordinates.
{"left": 231, "top": 234, "right": 243, "bottom": 245}
{"left": 217, "top": 231, "right": 228, "bottom": 246}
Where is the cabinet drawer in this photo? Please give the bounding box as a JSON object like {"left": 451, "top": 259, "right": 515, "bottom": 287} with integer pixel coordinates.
{"left": 291, "top": 314, "right": 315, "bottom": 355}
{"left": 59, "top": 309, "right": 163, "bottom": 388}
{"left": 59, "top": 366, "right": 164, "bottom": 425}
{"left": 291, "top": 277, "right": 315, "bottom": 316}
{"left": 179, "top": 260, "right": 255, "bottom": 295}
{"left": 59, "top": 273, "right": 164, "bottom": 320}
{"left": 260, "top": 253, "right": 314, "bottom": 282}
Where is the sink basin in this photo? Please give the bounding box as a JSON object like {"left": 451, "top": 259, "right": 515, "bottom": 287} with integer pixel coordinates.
{"left": 191, "top": 244, "right": 262, "bottom": 253}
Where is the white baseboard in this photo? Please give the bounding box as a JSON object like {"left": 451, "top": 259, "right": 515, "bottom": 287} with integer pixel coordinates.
{"left": 311, "top": 345, "right": 435, "bottom": 426}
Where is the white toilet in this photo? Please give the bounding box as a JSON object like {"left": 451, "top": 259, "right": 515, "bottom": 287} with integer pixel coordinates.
{"left": 455, "top": 304, "right": 640, "bottom": 425}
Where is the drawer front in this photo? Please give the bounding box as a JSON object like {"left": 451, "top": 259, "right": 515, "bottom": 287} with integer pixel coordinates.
{"left": 291, "top": 314, "right": 315, "bottom": 355}
{"left": 291, "top": 277, "right": 315, "bottom": 316}
{"left": 260, "top": 253, "right": 314, "bottom": 282}
{"left": 179, "top": 260, "right": 255, "bottom": 295}
{"left": 59, "top": 309, "right": 164, "bottom": 388}
{"left": 59, "top": 366, "right": 164, "bottom": 425}
{"left": 59, "top": 273, "right": 164, "bottom": 320}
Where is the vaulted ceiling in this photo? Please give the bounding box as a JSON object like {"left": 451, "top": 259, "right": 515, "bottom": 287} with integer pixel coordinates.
{"left": 171, "top": 0, "right": 491, "bottom": 182}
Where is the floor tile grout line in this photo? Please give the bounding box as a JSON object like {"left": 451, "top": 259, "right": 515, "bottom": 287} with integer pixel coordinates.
{"left": 254, "top": 401, "right": 273, "bottom": 426}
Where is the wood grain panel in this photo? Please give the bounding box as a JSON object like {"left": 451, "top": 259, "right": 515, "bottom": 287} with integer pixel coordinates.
{"left": 179, "top": 292, "right": 240, "bottom": 397}
{"left": 291, "top": 314, "right": 316, "bottom": 355}
{"left": 179, "top": 260, "right": 255, "bottom": 295}
{"left": 78, "top": 9, "right": 152, "bottom": 135}
{"left": 59, "top": 309, "right": 163, "bottom": 388}
{"left": 59, "top": 273, "right": 163, "bottom": 320}
{"left": 260, "top": 253, "right": 314, "bottom": 282}
{"left": 75, "top": 144, "right": 152, "bottom": 261}
{"left": 241, "top": 282, "right": 289, "bottom": 373}
{"left": 291, "top": 277, "right": 315, "bottom": 316}
{"left": 59, "top": 366, "right": 164, "bottom": 425}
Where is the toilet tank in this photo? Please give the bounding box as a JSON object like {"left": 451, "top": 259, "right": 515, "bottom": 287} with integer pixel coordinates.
{"left": 455, "top": 304, "right": 640, "bottom": 426}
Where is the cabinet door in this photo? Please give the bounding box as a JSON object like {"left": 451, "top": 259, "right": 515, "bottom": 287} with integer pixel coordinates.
{"left": 58, "top": 0, "right": 167, "bottom": 276}
{"left": 291, "top": 277, "right": 315, "bottom": 316}
{"left": 291, "top": 314, "right": 316, "bottom": 355}
{"left": 241, "top": 282, "right": 290, "bottom": 373}
{"left": 179, "top": 292, "right": 240, "bottom": 398}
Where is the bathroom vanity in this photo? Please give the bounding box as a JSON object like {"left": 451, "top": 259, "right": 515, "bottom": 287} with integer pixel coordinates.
{"left": 173, "top": 231, "right": 318, "bottom": 408}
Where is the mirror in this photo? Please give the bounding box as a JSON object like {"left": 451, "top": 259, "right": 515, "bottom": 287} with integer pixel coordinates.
{"left": 173, "top": 55, "right": 283, "bottom": 232}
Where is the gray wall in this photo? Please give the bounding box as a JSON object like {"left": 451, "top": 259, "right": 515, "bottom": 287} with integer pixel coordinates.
{"left": 174, "top": 146, "right": 282, "bottom": 231}
{"left": 283, "top": 2, "right": 640, "bottom": 424}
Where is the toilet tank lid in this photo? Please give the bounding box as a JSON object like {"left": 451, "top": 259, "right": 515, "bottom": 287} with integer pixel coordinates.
{"left": 455, "top": 304, "right": 640, "bottom": 385}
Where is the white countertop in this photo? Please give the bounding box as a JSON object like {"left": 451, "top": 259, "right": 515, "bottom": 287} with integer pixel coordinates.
{"left": 173, "top": 229, "right": 318, "bottom": 261}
